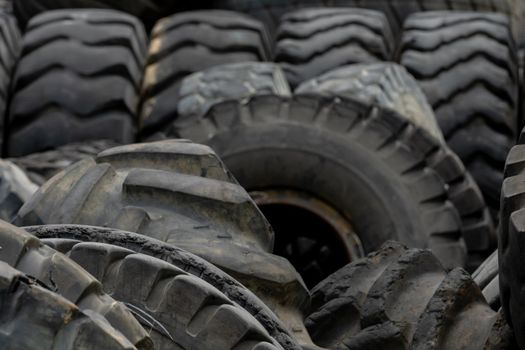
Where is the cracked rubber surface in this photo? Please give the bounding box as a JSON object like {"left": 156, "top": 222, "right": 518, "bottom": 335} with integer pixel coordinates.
{"left": 140, "top": 10, "right": 272, "bottom": 135}
{"left": 0, "top": 261, "right": 136, "bottom": 350}
{"left": 15, "top": 139, "right": 312, "bottom": 346}
{"left": 400, "top": 11, "right": 519, "bottom": 219}
{"left": 28, "top": 224, "right": 302, "bottom": 350}
{"left": 0, "top": 220, "right": 152, "bottom": 349}
{"left": 5, "top": 9, "right": 146, "bottom": 157}
{"left": 306, "top": 241, "right": 515, "bottom": 349}
{"left": 297, "top": 62, "right": 495, "bottom": 270}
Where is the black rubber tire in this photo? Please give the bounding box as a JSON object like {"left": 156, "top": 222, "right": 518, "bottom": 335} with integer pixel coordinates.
{"left": 0, "top": 220, "right": 153, "bottom": 349}
{"left": 213, "top": 0, "right": 521, "bottom": 39}
{"left": 10, "top": 140, "right": 120, "bottom": 185}
{"left": 27, "top": 224, "right": 302, "bottom": 350}
{"left": 176, "top": 62, "right": 291, "bottom": 124}
{"left": 39, "top": 239, "right": 284, "bottom": 350}
{"left": 400, "top": 11, "right": 519, "bottom": 219}
{"left": 14, "top": 140, "right": 313, "bottom": 345}
{"left": 13, "top": 0, "right": 208, "bottom": 31}
{"left": 499, "top": 142, "right": 525, "bottom": 350}
{"left": 141, "top": 10, "right": 272, "bottom": 135}
{"left": 274, "top": 8, "right": 394, "bottom": 88}
{"left": 166, "top": 94, "right": 473, "bottom": 271}
{"left": 0, "top": 10, "right": 20, "bottom": 151}
{"left": 472, "top": 250, "right": 500, "bottom": 310}
{"left": 0, "top": 262, "right": 137, "bottom": 350}
{"left": 0, "top": 159, "right": 37, "bottom": 221}
{"left": 5, "top": 9, "right": 147, "bottom": 157}
{"left": 305, "top": 241, "right": 515, "bottom": 349}
{"left": 296, "top": 62, "right": 495, "bottom": 270}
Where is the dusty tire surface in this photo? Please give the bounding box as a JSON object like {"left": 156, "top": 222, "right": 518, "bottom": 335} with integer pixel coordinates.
{"left": 274, "top": 8, "right": 394, "bottom": 88}
{"left": 15, "top": 139, "right": 312, "bottom": 345}
{"left": 28, "top": 223, "right": 303, "bottom": 350}
{"left": 5, "top": 9, "right": 146, "bottom": 157}
{"left": 306, "top": 241, "right": 515, "bottom": 349}
{"left": 0, "top": 220, "right": 152, "bottom": 349}
{"left": 400, "top": 11, "right": 519, "bottom": 218}
{"left": 0, "top": 262, "right": 137, "bottom": 350}
{"left": 297, "top": 62, "right": 495, "bottom": 270}
{"left": 162, "top": 93, "right": 471, "bottom": 278}
{"left": 141, "top": 10, "right": 272, "bottom": 135}
{"left": 39, "top": 238, "right": 285, "bottom": 350}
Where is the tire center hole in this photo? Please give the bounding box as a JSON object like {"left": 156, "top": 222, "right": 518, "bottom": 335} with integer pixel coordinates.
{"left": 251, "top": 190, "right": 363, "bottom": 288}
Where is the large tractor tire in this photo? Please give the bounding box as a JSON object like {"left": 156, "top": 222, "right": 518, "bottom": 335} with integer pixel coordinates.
{"left": 400, "top": 12, "right": 519, "bottom": 218}
{"left": 5, "top": 9, "right": 146, "bottom": 156}
{"left": 14, "top": 140, "right": 313, "bottom": 346}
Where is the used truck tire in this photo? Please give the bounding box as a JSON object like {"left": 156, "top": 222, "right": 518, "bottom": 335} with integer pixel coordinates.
{"left": 39, "top": 239, "right": 285, "bottom": 350}
{"left": 0, "top": 262, "right": 136, "bottom": 350}
{"left": 141, "top": 10, "right": 272, "bottom": 135}
{"left": 274, "top": 8, "right": 394, "bottom": 88}
{"left": 0, "top": 220, "right": 153, "bottom": 349}
{"left": 5, "top": 9, "right": 146, "bottom": 157}
{"left": 297, "top": 63, "right": 495, "bottom": 270}
{"left": 14, "top": 140, "right": 314, "bottom": 346}
{"left": 28, "top": 224, "right": 303, "bottom": 350}
{"left": 155, "top": 92, "right": 470, "bottom": 285}
{"left": 400, "top": 11, "right": 519, "bottom": 218}
{"left": 305, "top": 241, "right": 516, "bottom": 349}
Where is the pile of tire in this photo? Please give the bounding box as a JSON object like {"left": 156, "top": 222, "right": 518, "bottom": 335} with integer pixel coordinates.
{"left": 0, "top": 0, "right": 523, "bottom": 349}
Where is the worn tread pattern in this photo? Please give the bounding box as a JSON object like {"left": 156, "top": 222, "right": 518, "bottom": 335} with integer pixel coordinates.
{"left": 0, "top": 262, "right": 136, "bottom": 350}
{"left": 141, "top": 10, "right": 272, "bottom": 134}
{"left": 15, "top": 140, "right": 312, "bottom": 346}
{"left": 10, "top": 140, "right": 120, "bottom": 185}
{"left": 400, "top": 11, "right": 519, "bottom": 218}
{"left": 164, "top": 93, "right": 472, "bottom": 270}
{"left": 499, "top": 142, "right": 525, "bottom": 349}
{"left": 306, "top": 241, "right": 514, "bottom": 349}
{"left": 472, "top": 250, "right": 500, "bottom": 310}
{"left": 0, "top": 220, "right": 152, "bottom": 349}
{"left": 27, "top": 224, "right": 302, "bottom": 350}
{"left": 213, "top": 0, "right": 520, "bottom": 40}
{"left": 297, "top": 62, "right": 495, "bottom": 270}
{"left": 274, "top": 8, "right": 393, "bottom": 88}
{"left": 6, "top": 9, "right": 147, "bottom": 157}
{"left": 175, "top": 62, "right": 291, "bottom": 125}
{"left": 39, "top": 238, "right": 284, "bottom": 350}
